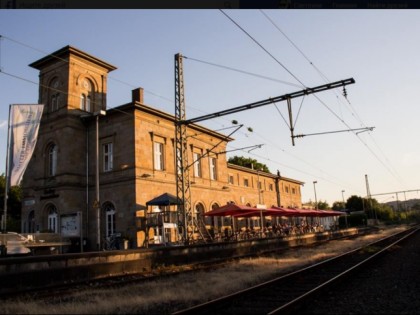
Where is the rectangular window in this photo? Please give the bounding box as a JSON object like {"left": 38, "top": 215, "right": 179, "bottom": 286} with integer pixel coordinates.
{"left": 103, "top": 143, "right": 113, "bottom": 172}
{"left": 154, "top": 142, "right": 164, "bottom": 170}
{"left": 210, "top": 157, "right": 217, "bottom": 180}
{"left": 48, "top": 145, "right": 57, "bottom": 177}
{"left": 269, "top": 183, "right": 274, "bottom": 191}
{"left": 244, "top": 178, "right": 249, "bottom": 187}
{"left": 292, "top": 187, "right": 296, "bottom": 194}
{"left": 285, "top": 186, "right": 289, "bottom": 193}
{"left": 193, "top": 152, "right": 202, "bottom": 177}
{"left": 228, "top": 175, "right": 234, "bottom": 184}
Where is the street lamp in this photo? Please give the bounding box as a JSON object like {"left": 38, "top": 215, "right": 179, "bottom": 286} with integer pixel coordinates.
{"left": 81, "top": 110, "right": 106, "bottom": 251}
{"left": 342, "top": 190, "right": 348, "bottom": 228}
{"left": 313, "top": 181, "right": 318, "bottom": 210}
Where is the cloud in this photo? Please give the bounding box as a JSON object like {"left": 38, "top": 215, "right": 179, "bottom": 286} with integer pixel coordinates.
{"left": 0, "top": 120, "right": 7, "bottom": 129}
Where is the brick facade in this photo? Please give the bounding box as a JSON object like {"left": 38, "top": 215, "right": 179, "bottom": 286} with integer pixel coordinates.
{"left": 20, "top": 46, "right": 304, "bottom": 250}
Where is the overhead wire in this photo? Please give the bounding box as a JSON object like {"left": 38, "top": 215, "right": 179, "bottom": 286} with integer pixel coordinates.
{"left": 229, "top": 10, "right": 405, "bottom": 188}
{"left": 183, "top": 55, "right": 302, "bottom": 88}
{"left": 259, "top": 10, "right": 405, "bottom": 187}
{"left": 219, "top": 9, "right": 306, "bottom": 89}
{"left": 0, "top": 29, "right": 402, "bottom": 200}
{"left": 0, "top": 35, "right": 177, "bottom": 114}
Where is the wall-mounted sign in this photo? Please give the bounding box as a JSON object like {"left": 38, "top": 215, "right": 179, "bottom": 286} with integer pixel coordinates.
{"left": 61, "top": 212, "right": 81, "bottom": 237}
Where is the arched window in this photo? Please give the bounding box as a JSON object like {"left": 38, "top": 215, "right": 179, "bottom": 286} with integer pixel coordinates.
{"left": 80, "top": 94, "right": 86, "bottom": 110}
{"left": 195, "top": 202, "right": 210, "bottom": 226}
{"left": 47, "top": 204, "right": 58, "bottom": 233}
{"left": 103, "top": 202, "right": 116, "bottom": 237}
{"left": 47, "top": 143, "right": 57, "bottom": 177}
{"left": 49, "top": 78, "right": 61, "bottom": 112}
{"left": 80, "top": 79, "right": 94, "bottom": 112}
{"left": 86, "top": 95, "right": 91, "bottom": 112}
{"left": 210, "top": 203, "right": 222, "bottom": 231}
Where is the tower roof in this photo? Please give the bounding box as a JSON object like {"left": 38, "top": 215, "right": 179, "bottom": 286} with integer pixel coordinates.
{"left": 29, "top": 45, "right": 117, "bottom": 72}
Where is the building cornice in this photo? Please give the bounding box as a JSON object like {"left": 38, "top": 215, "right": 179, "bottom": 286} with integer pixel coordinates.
{"left": 29, "top": 45, "right": 117, "bottom": 72}
{"left": 227, "top": 163, "right": 305, "bottom": 185}
{"left": 108, "top": 101, "right": 235, "bottom": 142}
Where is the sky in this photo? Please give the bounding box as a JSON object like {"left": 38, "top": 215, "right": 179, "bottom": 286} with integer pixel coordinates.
{"left": 0, "top": 9, "right": 419, "bottom": 206}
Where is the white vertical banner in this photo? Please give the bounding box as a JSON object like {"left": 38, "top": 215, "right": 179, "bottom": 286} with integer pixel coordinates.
{"left": 8, "top": 104, "right": 44, "bottom": 186}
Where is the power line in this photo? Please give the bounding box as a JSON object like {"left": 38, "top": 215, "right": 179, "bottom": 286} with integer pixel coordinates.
{"left": 255, "top": 11, "right": 405, "bottom": 188}
{"left": 0, "top": 34, "right": 361, "bottom": 200}
{"left": 219, "top": 10, "right": 306, "bottom": 88}
{"left": 183, "top": 55, "right": 302, "bottom": 88}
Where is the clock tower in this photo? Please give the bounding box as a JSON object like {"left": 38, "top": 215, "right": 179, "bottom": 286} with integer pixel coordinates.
{"left": 21, "top": 46, "right": 116, "bottom": 244}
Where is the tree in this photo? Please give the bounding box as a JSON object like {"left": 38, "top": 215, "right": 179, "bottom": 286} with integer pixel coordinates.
{"left": 332, "top": 201, "right": 346, "bottom": 211}
{"left": 0, "top": 174, "right": 22, "bottom": 232}
{"left": 227, "top": 156, "right": 270, "bottom": 173}
{"left": 316, "top": 200, "right": 330, "bottom": 210}
{"left": 346, "top": 195, "right": 365, "bottom": 212}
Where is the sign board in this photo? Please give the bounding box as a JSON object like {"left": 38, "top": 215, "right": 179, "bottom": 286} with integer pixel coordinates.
{"left": 23, "top": 199, "right": 35, "bottom": 206}
{"left": 60, "top": 213, "right": 81, "bottom": 237}
{"left": 163, "top": 222, "right": 177, "bottom": 229}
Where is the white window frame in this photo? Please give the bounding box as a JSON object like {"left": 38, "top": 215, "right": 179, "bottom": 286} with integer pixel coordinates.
{"left": 193, "top": 152, "right": 202, "bottom": 178}
{"left": 47, "top": 206, "right": 58, "bottom": 233}
{"left": 209, "top": 157, "right": 217, "bottom": 180}
{"left": 103, "top": 142, "right": 113, "bottom": 172}
{"left": 154, "top": 142, "right": 164, "bottom": 170}
{"left": 86, "top": 95, "right": 91, "bottom": 112}
{"left": 80, "top": 94, "right": 86, "bottom": 111}
{"left": 104, "top": 204, "right": 116, "bottom": 237}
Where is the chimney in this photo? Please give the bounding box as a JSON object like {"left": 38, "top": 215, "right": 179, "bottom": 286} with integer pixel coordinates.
{"left": 132, "top": 87, "right": 144, "bottom": 103}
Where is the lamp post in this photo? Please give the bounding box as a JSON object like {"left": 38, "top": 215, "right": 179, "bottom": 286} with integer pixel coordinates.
{"left": 255, "top": 165, "right": 264, "bottom": 232}
{"left": 313, "top": 181, "right": 318, "bottom": 210}
{"left": 94, "top": 110, "right": 106, "bottom": 250}
{"left": 342, "top": 190, "right": 348, "bottom": 228}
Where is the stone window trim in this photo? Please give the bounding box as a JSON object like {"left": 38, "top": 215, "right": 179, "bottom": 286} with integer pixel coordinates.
{"left": 191, "top": 146, "right": 204, "bottom": 178}
{"left": 46, "top": 203, "right": 59, "bottom": 233}
{"left": 209, "top": 156, "right": 217, "bottom": 181}
{"left": 77, "top": 76, "right": 97, "bottom": 113}
{"left": 46, "top": 76, "right": 63, "bottom": 113}
{"left": 228, "top": 174, "right": 234, "bottom": 185}
{"left": 102, "top": 142, "right": 113, "bottom": 172}
{"left": 150, "top": 132, "right": 167, "bottom": 172}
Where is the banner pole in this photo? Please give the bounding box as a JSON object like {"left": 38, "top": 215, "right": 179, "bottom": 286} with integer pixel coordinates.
{"left": 2, "top": 105, "right": 12, "bottom": 232}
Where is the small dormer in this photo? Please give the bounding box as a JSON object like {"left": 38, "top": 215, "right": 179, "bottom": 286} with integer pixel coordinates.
{"left": 29, "top": 45, "right": 117, "bottom": 116}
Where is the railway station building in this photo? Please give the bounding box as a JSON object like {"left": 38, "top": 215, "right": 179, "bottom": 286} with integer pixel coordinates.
{"left": 20, "top": 45, "right": 304, "bottom": 250}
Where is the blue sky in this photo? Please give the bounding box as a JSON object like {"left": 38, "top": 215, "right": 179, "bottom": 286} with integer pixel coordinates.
{"left": 1, "top": 9, "right": 419, "bottom": 205}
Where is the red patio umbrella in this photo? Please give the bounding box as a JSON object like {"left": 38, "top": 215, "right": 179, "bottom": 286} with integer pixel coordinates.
{"left": 204, "top": 204, "right": 258, "bottom": 217}
{"left": 270, "top": 206, "right": 314, "bottom": 217}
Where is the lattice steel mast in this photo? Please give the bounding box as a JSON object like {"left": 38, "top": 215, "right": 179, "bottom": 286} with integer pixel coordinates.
{"left": 175, "top": 52, "right": 356, "bottom": 243}
{"left": 175, "top": 53, "right": 193, "bottom": 243}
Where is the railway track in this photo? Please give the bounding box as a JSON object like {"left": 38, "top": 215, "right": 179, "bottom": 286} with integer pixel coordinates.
{"left": 2, "top": 230, "right": 363, "bottom": 298}
{"left": 172, "top": 225, "right": 419, "bottom": 315}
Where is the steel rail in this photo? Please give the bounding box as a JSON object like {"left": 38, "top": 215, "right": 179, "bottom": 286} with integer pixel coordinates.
{"left": 172, "top": 226, "right": 419, "bottom": 315}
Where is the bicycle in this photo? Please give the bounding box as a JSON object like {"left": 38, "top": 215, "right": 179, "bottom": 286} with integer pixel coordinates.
{"left": 102, "top": 233, "right": 120, "bottom": 250}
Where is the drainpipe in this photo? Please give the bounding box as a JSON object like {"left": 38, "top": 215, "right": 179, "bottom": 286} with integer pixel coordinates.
{"left": 276, "top": 170, "right": 281, "bottom": 207}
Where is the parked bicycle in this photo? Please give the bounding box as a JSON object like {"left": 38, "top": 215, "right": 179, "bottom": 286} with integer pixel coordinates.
{"left": 102, "top": 233, "right": 121, "bottom": 251}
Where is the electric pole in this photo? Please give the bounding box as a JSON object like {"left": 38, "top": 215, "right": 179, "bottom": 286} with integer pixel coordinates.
{"left": 175, "top": 52, "right": 356, "bottom": 244}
